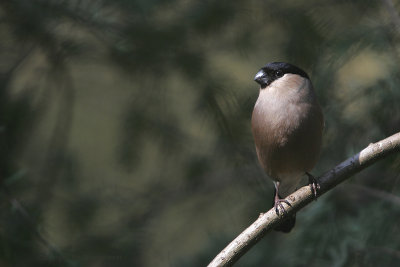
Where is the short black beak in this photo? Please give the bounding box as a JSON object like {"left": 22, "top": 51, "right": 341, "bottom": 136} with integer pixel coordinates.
{"left": 254, "top": 69, "right": 268, "bottom": 87}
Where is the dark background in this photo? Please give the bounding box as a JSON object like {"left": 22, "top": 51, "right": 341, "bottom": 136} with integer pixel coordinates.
{"left": 1, "top": 0, "right": 400, "bottom": 266}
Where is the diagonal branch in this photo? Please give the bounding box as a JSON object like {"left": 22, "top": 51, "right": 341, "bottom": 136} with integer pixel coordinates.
{"left": 208, "top": 132, "right": 400, "bottom": 267}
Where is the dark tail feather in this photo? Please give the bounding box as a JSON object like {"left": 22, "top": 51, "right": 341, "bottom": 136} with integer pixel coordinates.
{"left": 272, "top": 188, "right": 296, "bottom": 233}
{"left": 274, "top": 214, "right": 296, "bottom": 233}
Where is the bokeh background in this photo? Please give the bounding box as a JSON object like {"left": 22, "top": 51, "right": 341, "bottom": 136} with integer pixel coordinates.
{"left": 1, "top": 0, "right": 400, "bottom": 266}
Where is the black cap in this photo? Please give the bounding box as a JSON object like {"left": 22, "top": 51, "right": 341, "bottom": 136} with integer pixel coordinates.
{"left": 254, "top": 62, "right": 309, "bottom": 88}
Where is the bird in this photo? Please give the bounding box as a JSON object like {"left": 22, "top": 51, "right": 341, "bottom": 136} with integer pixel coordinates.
{"left": 252, "top": 62, "right": 324, "bottom": 232}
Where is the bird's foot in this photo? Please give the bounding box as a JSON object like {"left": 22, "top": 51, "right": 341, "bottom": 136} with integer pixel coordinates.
{"left": 274, "top": 197, "right": 292, "bottom": 216}
{"left": 306, "top": 172, "right": 320, "bottom": 199}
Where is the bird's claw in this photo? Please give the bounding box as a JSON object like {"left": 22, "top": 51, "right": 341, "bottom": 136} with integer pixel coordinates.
{"left": 274, "top": 198, "right": 292, "bottom": 216}
{"left": 306, "top": 172, "right": 320, "bottom": 199}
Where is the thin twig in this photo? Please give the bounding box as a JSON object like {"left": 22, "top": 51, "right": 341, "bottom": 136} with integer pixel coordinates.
{"left": 208, "top": 132, "right": 400, "bottom": 267}
{"left": 345, "top": 184, "right": 400, "bottom": 206}
{"left": 1, "top": 188, "right": 70, "bottom": 264}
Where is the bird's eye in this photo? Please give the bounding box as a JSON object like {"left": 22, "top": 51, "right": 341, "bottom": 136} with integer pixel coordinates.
{"left": 275, "top": 70, "right": 283, "bottom": 77}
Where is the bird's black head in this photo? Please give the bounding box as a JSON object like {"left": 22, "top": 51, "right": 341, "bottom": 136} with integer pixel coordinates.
{"left": 254, "top": 62, "right": 309, "bottom": 88}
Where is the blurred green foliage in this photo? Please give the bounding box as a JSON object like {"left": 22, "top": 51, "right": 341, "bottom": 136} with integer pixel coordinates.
{"left": 0, "top": 0, "right": 400, "bottom": 266}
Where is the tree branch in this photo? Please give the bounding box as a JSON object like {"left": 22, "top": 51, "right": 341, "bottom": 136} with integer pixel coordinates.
{"left": 208, "top": 132, "right": 400, "bottom": 267}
